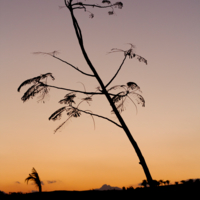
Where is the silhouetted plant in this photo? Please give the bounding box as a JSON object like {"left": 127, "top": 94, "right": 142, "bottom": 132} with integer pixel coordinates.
{"left": 186, "top": 179, "right": 194, "bottom": 185}
{"left": 0, "top": 191, "right": 7, "bottom": 196}
{"left": 163, "top": 180, "right": 170, "bottom": 185}
{"left": 159, "top": 179, "right": 164, "bottom": 186}
{"left": 180, "top": 180, "right": 186, "bottom": 184}
{"left": 25, "top": 168, "right": 42, "bottom": 193}
{"left": 18, "top": 0, "right": 154, "bottom": 187}
{"left": 165, "top": 180, "right": 170, "bottom": 185}
{"left": 141, "top": 180, "right": 148, "bottom": 188}
{"left": 194, "top": 179, "right": 200, "bottom": 184}
{"left": 149, "top": 180, "right": 160, "bottom": 187}
{"left": 127, "top": 186, "right": 134, "bottom": 190}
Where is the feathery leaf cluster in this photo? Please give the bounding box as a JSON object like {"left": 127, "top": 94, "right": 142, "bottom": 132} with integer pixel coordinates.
{"left": 108, "top": 82, "right": 145, "bottom": 114}
{"left": 109, "top": 44, "right": 147, "bottom": 64}
{"left": 18, "top": 73, "right": 54, "bottom": 103}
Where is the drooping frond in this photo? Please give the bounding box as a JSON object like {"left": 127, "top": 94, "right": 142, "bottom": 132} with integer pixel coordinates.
{"left": 18, "top": 73, "right": 54, "bottom": 103}
{"left": 36, "top": 86, "right": 50, "bottom": 103}
{"left": 21, "top": 82, "right": 47, "bottom": 102}
{"left": 112, "top": 100, "right": 126, "bottom": 113}
{"left": 66, "top": 107, "right": 81, "bottom": 117}
{"left": 129, "top": 92, "right": 145, "bottom": 107}
{"left": 127, "top": 82, "right": 140, "bottom": 91}
{"left": 81, "top": 96, "right": 93, "bottom": 106}
{"left": 108, "top": 48, "right": 125, "bottom": 54}
{"left": 108, "top": 43, "right": 135, "bottom": 57}
{"left": 18, "top": 77, "right": 40, "bottom": 92}
{"left": 25, "top": 168, "right": 42, "bottom": 192}
{"left": 54, "top": 117, "right": 72, "bottom": 133}
{"left": 125, "top": 48, "right": 136, "bottom": 58}
{"left": 108, "top": 81, "right": 145, "bottom": 114}
{"left": 108, "top": 10, "right": 114, "bottom": 15}
{"left": 108, "top": 43, "right": 147, "bottom": 64}
{"left": 114, "top": 2, "right": 123, "bottom": 9}
{"left": 49, "top": 107, "right": 66, "bottom": 121}
{"left": 52, "top": 106, "right": 81, "bottom": 133}
{"left": 110, "top": 90, "right": 127, "bottom": 113}
{"left": 102, "top": 0, "right": 111, "bottom": 4}
{"left": 25, "top": 175, "right": 34, "bottom": 183}
{"left": 108, "top": 85, "right": 125, "bottom": 92}
{"left": 136, "top": 94, "right": 145, "bottom": 107}
{"left": 136, "top": 55, "right": 148, "bottom": 65}
{"left": 112, "top": 91, "right": 126, "bottom": 103}
{"left": 18, "top": 73, "right": 55, "bottom": 92}
{"left": 59, "top": 92, "right": 76, "bottom": 105}
{"left": 40, "top": 73, "right": 55, "bottom": 80}
{"left": 33, "top": 51, "right": 60, "bottom": 57}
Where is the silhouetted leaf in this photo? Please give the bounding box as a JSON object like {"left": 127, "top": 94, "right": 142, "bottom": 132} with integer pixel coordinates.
{"left": 125, "top": 48, "right": 135, "bottom": 58}
{"left": 54, "top": 119, "right": 70, "bottom": 133}
{"left": 18, "top": 73, "right": 55, "bottom": 92}
{"left": 33, "top": 51, "right": 60, "bottom": 57}
{"left": 112, "top": 91, "right": 125, "bottom": 103}
{"left": 59, "top": 93, "right": 76, "bottom": 105}
{"left": 102, "top": 0, "right": 111, "bottom": 4}
{"left": 82, "top": 97, "right": 92, "bottom": 102}
{"left": 89, "top": 13, "right": 94, "bottom": 18}
{"left": 21, "top": 83, "right": 45, "bottom": 102}
{"left": 109, "top": 44, "right": 135, "bottom": 58}
{"left": 108, "top": 11, "right": 114, "bottom": 15}
{"left": 66, "top": 107, "right": 81, "bottom": 117}
{"left": 111, "top": 101, "right": 125, "bottom": 113}
{"left": 136, "top": 94, "right": 145, "bottom": 107}
{"left": 81, "top": 96, "right": 92, "bottom": 105}
{"left": 127, "top": 82, "right": 140, "bottom": 90}
{"left": 108, "top": 85, "right": 124, "bottom": 91}
{"left": 136, "top": 55, "right": 147, "bottom": 65}
{"left": 49, "top": 107, "right": 66, "bottom": 121}
{"left": 114, "top": 2, "right": 123, "bottom": 9}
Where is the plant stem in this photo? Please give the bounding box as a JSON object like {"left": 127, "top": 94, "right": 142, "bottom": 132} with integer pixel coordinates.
{"left": 67, "top": 4, "right": 154, "bottom": 187}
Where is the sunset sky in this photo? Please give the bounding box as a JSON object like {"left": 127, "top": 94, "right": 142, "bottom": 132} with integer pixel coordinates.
{"left": 1, "top": 0, "right": 200, "bottom": 193}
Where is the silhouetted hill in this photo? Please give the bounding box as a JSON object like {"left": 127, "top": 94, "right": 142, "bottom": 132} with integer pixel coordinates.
{"left": 3, "top": 183, "right": 200, "bottom": 200}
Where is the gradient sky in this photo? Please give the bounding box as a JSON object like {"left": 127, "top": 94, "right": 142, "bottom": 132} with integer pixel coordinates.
{"left": 1, "top": 0, "right": 200, "bottom": 193}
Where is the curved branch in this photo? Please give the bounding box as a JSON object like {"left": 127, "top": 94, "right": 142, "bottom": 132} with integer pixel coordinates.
{"left": 39, "top": 82, "right": 103, "bottom": 95}
{"left": 33, "top": 52, "right": 95, "bottom": 77}
{"left": 39, "top": 82, "right": 127, "bottom": 98}
{"left": 105, "top": 55, "right": 127, "bottom": 88}
{"left": 52, "top": 55, "right": 95, "bottom": 77}
{"left": 74, "top": 107, "right": 122, "bottom": 128}
{"left": 71, "top": 10, "right": 83, "bottom": 43}
{"left": 72, "top": 2, "right": 122, "bottom": 10}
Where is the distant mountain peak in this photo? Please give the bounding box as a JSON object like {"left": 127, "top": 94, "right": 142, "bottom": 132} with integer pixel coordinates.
{"left": 96, "top": 184, "right": 122, "bottom": 191}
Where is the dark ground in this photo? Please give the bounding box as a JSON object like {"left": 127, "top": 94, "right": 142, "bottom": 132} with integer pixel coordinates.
{"left": 2, "top": 183, "right": 199, "bottom": 199}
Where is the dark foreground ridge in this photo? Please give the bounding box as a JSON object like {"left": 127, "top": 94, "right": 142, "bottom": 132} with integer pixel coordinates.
{"left": 2, "top": 183, "right": 200, "bottom": 200}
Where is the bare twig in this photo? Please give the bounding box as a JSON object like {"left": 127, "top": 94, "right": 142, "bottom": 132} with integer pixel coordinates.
{"left": 40, "top": 82, "right": 103, "bottom": 95}
{"left": 73, "top": 106, "right": 122, "bottom": 128}
{"left": 33, "top": 52, "right": 95, "bottom": 77}
{"left": 105, "top": 55, "right": 127, "bottom": 88}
